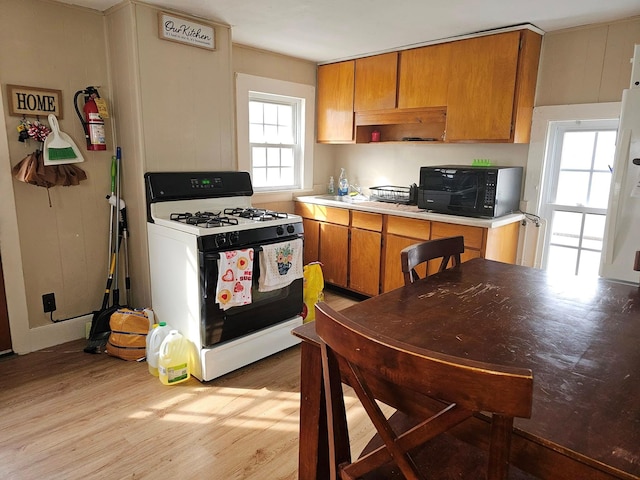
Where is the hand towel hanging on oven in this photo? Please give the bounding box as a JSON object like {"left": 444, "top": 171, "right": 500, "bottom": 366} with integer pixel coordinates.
{"left": 258, "top": 238, "right": 303, "bottom": 292}
{"left": 215, "top": 249, "right": 254, "bottom": 310}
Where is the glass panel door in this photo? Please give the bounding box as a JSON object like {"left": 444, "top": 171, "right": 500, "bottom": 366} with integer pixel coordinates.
{"left": 540, "top": 120, "right": 617, "bottom": 278}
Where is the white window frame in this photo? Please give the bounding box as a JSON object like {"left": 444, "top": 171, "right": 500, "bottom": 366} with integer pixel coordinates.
{"left": 522, "top": 102, "right": 621, "bottom": 268}
{"left": 249, "top": 93, "right": 301, "bottom": 190}
{"left": 539, "top": 120, "right": 618, "bottom": 275}
{"left": 236, "top": 73, "right": 315, "bottom": 192}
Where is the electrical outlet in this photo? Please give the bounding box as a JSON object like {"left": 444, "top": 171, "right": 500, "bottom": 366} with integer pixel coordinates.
{"left": 42, "top": 293, "right": 56, "bottom": 313}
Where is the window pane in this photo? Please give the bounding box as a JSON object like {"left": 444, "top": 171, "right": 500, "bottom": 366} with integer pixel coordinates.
{"left": 588, "top": 172, "right": 611, "bottom": 208}
{"left": 560, "top": 131, "right": 595, "bottom": 170}
{"left": 252, "top": 167, "right": 267, "bottom": 187}
{"left": 578, "top": 250, "right": 601, "bottom": 277}
{"left": 281, "top": 148, "right": 293, "bottom": 167}
{"left": 264, "top": 103, "right": 278, "bottom": 124}
{"left": 546, "top": 245, "right": 578, "bottom": 277}
{"left": 550, "top": 211, "right": 581, "bottom": 247}
{"left": 582, "top": 214, "right": 605, "bottom": 250}
{"left": 249, "top": 101, "right": 263, "bottom": 123}
{"left": 281, "top": 167, "right": 294, "bottom": 185}
{"left": 593, "top": 131, "right": 616, "bottom": 171}
{"left": 249, "top": 123, "right": 264, "bottom": 143}
{"left": 266, "top": 167, "right": 281, "bottom": 184}
{"left": 278, "top": 105, "right": 292, "bottom": 126}
{"left": 556, "top": 171, "right": 589, "bottom": 205}
{"left": 264, "top": 125, "right": 279, "bottom": 143}
{"left": 267, "top": 147, "right": 280, "bottom": 167}
{"left": 278, "top": 125, "right": 294, "bottom": 144}
{"left": 252, "top": 147, "right": 266, "bottom": 166}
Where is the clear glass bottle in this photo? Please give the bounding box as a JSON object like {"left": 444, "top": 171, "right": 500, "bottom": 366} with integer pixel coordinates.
{"left": 328, "top": 176, "right": 335, "bottom": 194}
{"left": 338, "top": 168, "right": 348, "bottom": 196}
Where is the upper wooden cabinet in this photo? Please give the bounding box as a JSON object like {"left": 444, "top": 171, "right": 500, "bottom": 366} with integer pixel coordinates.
{"left": 316, "top": 60, "right": 355, "bottom": 143}
{"left": 316, "top": 27, "right": 542, "bottom": 144}
{"left": 446, "top": 30, "right": 541, "bottom": 142}
{"left": 354, "top": 52, "right": 398, "bottom": 112}
{"left": 398, "top": 42, "right": 451, "bottom": 109}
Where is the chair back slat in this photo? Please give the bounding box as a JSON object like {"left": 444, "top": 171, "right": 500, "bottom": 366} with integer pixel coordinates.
{"left": 401, "top": 236, "right": 465, "bottom": 285}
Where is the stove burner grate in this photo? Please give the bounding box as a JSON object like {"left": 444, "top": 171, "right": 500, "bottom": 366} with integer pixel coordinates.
{"left": 224, "top": 208, "right": 289, "bottom": 221}
{"left": 170, "top": 211, "right": 239, "bottom": 228}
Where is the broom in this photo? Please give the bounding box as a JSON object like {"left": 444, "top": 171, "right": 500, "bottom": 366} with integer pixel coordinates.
{"left": 44, "top": 114, "right": 84, "bottom": 165}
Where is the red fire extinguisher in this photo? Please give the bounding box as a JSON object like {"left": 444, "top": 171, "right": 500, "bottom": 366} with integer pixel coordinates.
{"left": 74, "top": 86, "right": 107, "bottom": 151}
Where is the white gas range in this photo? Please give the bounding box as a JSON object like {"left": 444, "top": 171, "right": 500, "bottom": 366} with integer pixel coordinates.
{"left": 144, "top": 171, "right": 304, "bottom": 381}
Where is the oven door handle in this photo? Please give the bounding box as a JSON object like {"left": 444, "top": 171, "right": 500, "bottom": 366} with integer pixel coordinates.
{"left": 201, "top": 248, "right": 264, "bottom": 299}
{"left": 204, "top": 247, "right": 264, "bottom": 261}
{"left": 202, "top": 253, "right": 219, "bottom": 300}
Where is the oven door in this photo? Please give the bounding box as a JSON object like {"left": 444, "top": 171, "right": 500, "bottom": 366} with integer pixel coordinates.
{"left": 200, "top": 239, "right": 303, "bottom": 347}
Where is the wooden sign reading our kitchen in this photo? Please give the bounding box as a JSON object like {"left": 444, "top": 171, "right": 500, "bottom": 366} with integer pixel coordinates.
{"left": 158, "top": 12, "right": 216, "bottom": 51}
{"left": 6, "top": 84, "right": 63, "bottom": 119}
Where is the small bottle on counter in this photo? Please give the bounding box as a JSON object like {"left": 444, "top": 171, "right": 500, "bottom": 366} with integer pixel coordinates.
{"left": 328, "top": 176, "right": 335, "bottom": 194}
{"left": 338, "top": 169, "right": 348, "bottom": 196}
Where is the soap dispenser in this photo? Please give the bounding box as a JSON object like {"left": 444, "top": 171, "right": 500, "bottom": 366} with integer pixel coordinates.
{"left": 338, "top": 168, "right": 348, "bottom": 196}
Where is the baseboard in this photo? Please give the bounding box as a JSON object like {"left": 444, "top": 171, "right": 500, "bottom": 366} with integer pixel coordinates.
{"left": 28, "top": 314, "right": 92, "bottom": 352}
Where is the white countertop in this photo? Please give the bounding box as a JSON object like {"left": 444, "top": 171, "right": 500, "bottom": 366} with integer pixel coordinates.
{"left": 295, "top": 195, "right": 524, "bottom": 229}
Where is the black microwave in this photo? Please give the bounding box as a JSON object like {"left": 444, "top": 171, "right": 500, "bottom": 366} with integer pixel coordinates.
{"left": 417, "top": 165, "right": 523, "bottom": 218}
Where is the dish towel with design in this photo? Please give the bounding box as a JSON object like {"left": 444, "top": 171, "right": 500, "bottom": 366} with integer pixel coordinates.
{"left": 258, "top": 238, "right": 303, "bottom": 292}
{"left": 216, "top": 249, "right": 254, "bottom": 310}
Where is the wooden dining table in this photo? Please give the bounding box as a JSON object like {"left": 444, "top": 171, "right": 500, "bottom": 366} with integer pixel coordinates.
{"left": 292, "top": 258, "right": 640, "bottom": 480}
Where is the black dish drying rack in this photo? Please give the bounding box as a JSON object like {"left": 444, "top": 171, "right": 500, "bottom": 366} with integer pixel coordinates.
{"left": 369, "top": 185, "right": 417, "bottom": 205}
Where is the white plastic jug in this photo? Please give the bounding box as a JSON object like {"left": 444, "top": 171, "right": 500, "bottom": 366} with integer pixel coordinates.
{"left": 146, "top": 322, "right": 172, "bottom": 377}
{"left": 158, "top": 330, "right": 191, "bottom": 385}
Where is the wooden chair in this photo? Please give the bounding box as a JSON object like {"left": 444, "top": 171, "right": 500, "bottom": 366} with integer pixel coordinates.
{"left": 315, "top": 301, "right": 534, "bottom": 480}
{"left": 401, "top": 235, "right": 464, "bottom": 285}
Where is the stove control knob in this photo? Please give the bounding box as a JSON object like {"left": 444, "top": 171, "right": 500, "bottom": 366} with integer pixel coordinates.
{"left": 229, "top": 231, "right": 240, "bottom": 245}
{"left": 287, "top": 225, "right": 295, "bottom": 234}
{"left": 215, "top": 233, "right": 227, "bottom": 248}
{"left": 276, "top": 226, "right": 284, "bottom": 236}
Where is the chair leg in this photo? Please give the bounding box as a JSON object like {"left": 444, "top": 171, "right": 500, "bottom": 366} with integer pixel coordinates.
{"left": 298, "top": 342, "right": 329, "bottom": 479}
{"left": 487, "top": 415, "right": 514, "bottom": 480}
{"left": 321, "top": 345, "right": 351, "bottom": 480}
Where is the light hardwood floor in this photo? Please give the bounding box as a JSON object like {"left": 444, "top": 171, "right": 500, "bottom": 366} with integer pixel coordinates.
{"left": 0, "top": 290, "right": 373, "bottom": 480}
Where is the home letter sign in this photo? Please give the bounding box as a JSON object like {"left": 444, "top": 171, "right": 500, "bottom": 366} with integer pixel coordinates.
{"left": 7, "top": 85, "right": 63, "bottom": 119}
{"left": 158, "top": 12, "right": 215, "bottom": 51}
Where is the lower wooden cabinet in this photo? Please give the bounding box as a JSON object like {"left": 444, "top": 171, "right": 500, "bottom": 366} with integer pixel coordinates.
{"left": 382, "top": 216, "right": 431, "bottom": 293}
{"left": 349, "top": 211, "right": 383, "bottom": 296}
{"left": 319, "top": 222, "right": 349, "bottom": 287}
{"left": 300, "top": 217, "right": 350, "bottom": 288}
{"left": 296, "top": 202, "right": 520, "bottom": 297}
{"left": 484, "top": 222, "right": 520, "bottom": 263}
{"left": 296, "top": 203, "right": 350, "bottom": 288}
{"left": 301, "top": 218, "right": 320, "bottom": 266}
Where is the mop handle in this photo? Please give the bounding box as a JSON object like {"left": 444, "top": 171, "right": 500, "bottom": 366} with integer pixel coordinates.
{"left": 113, "top": 147, "right": 122, "bottom": 305}
{"left": 111, "top": 155, "right": 117, "bottom": 195}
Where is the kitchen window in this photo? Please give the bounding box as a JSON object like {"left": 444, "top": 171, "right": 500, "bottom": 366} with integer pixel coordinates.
{"left": 236, "top": 73, "right": 315, "bottom": 192}
{"left": 248, "top": 94, "right": 300, "bottom": 188}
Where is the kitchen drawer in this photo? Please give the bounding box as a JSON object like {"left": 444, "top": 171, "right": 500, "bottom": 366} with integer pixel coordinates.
{"left": 431, "top": 222, "right": 483, "bottom": 250}
{"left": 385, "top": 216, "right": 430, "bottom": 240}
{"left": 352, "top": 211, "right": 382, "bottom": 231}
{"left": 295, "top": 203, "right": 350, "bottom": 226}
